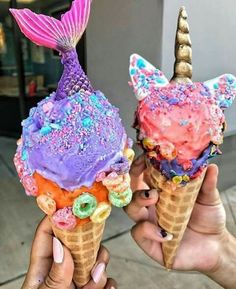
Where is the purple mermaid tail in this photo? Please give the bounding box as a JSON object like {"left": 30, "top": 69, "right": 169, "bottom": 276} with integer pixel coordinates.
{"left": 10, "top": 0, "right": 93, "bottom": 99}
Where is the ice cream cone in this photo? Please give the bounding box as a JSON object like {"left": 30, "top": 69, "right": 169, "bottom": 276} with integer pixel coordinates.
{"left": 51, "top": 220, "right": 105, "bottom": 287}
{"left": 145, "top": 158, "right": 206, "bottom": 269}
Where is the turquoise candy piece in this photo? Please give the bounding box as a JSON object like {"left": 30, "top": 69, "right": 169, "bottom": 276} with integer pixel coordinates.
{"left": 109, "top": 188, "right": 133, "bottom": 208}
{"left": 72, "top": 193, "right": 97, "bottom": 219}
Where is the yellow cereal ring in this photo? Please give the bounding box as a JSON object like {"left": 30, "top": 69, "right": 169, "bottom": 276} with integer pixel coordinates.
{"left": 90, "top": 202, "right": 112, "bottom": 223}
{"left": 143, "top": 138, "right": 157, "bottom": 150}
{"left": 172, "top": 176, "right": 183, "bottom": 185}
{"left": 124, "top": 148, "right": 135, "bottom": 163}
{"left": 36, "top": 195, "right": 56, "bottom": 216}
{"left": 182, "top": 175, "right": 190, "bottom": 182}
{"left": 111, "top": 174, "right": 131, "bottom": 193}
{"left": 147, "top": 151, "right": 157, "bottom": 158}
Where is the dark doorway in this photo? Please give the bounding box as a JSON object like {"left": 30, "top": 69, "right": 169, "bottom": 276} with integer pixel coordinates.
{"left": 0, "top": 0, "right": 87, "bottom": 137}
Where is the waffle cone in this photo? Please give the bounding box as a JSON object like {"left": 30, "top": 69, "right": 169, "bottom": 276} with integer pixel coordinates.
{"left": 51, "top": 220, "right": 105, "bottom": 287}
{"left": 145, "top": 158, "right": 206, "bottom": 269}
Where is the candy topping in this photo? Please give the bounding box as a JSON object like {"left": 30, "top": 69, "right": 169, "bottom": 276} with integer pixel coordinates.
{"left": 73, "top": 193, "right": 97, "bottom": 219}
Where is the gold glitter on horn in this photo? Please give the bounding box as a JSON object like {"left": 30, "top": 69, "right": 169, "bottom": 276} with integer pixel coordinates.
{"left": 171, "top": 6, "right": 192, "bottom": 83}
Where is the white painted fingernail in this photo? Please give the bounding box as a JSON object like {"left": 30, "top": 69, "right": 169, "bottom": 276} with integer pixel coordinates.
{"left": 92, "top": 263, "right": 105, "bottom": 283}
{"left": 53, "top": 237, "right": 64, "bottom": 263}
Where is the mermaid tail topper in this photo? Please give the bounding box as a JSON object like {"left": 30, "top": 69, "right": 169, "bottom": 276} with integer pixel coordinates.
{"left": 10, "top": 0, "right": 93, "bottom": 99}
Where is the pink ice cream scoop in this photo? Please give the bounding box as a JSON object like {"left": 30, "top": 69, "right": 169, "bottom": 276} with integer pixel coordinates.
{"left": 129, "top": 10, "right": 236, "bottom": 183}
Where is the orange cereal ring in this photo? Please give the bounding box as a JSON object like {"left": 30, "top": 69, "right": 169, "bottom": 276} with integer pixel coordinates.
{"left": 36, "top": 195, "right": 56, "bottom": 215}
{"left": 110, "top": 174, "right": 131, "bottom": 193}
{"left": 102, "top": 173, "right": 124, "bottom": 190}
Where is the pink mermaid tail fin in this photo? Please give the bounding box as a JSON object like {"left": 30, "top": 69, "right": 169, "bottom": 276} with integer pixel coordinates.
{"left": 10, "top": 0, "right": 91, "bottom": 52}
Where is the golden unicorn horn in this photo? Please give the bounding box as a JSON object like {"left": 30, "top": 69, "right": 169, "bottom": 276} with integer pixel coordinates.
{"left": 171, "top": 7, "right": 192, "bottom": 83}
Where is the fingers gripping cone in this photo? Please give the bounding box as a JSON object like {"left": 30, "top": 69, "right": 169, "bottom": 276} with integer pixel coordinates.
{"left": 146, "top": 159, "right": 206, "bottom": 269}
{"left": 144, "top": 7, "right": 198, "bottom": 268}
{"left": 11, "top": 0, "right": 135, "bottom": 286}
{"left": 130, "top": 4, "right": 236, "bottom": 271}
{"left": 151, "top": 7, "right": 200, "bottom": 269}
{"left": 52, "top": 221, "right": 105, "bottom": 287}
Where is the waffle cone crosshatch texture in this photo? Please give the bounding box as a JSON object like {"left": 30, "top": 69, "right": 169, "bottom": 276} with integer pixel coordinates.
{"left": 146, "top": 158, "right": 206, "bottom": 269}
{"left": 129, "top": 6, "right": 236, "bottom": 269}
{"left": 12, "top": 0, "right": 135, "bottom": 286}
{"left": 52, "top": 221, "right": 105, "bottom": 287}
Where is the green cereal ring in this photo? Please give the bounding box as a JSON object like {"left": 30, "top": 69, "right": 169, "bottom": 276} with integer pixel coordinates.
{"left": 109, "top": 188, "right": 133, "bottom": 208}
{"left": 73, "top": 193, "right": 97, "bottom": 219}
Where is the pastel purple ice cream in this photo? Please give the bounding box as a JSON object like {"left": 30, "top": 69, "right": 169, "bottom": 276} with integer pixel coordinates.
{"left": 11, "top": 0, "right": 128, "bottom": 191}
{"left": 21, "top": 89, "right": 126, "bottom": 190}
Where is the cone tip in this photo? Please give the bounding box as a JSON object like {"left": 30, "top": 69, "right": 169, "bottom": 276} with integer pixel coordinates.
{"left": 179, "top": 6, "right": 188, "bottom": 19}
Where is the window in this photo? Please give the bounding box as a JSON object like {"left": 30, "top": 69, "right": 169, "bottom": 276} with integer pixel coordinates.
{"left": 0, "top": 0, "right": 86, "bottom": 136}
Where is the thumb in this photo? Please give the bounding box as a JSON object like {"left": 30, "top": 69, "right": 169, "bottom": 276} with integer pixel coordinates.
{"left": 40, "top": 237, "right": 75, "bottom": 289}
{"left": 197, "top": 164, "right": 221, "bottom": 206}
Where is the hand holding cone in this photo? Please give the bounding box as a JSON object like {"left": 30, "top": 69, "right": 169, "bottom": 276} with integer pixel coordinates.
{"left": 129, "top": 6, "right": 236, "bottom": 268}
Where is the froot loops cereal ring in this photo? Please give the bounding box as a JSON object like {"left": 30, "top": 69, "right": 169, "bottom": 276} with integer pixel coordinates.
{"left": 124, "top": 148, "right": 135, "bottom": 163}
{"left": 142, "top": 137, "right": 157, "bottom": 150}
{"left": 109, "top": 188, "right": 133, "bottom": 208}
{"left": 90, "top": 202, "right": 112, "bottom": 223}
{"left": 21, "top": 175, "right": 38, "bottom": 196}
{"left": 172, "top": 175, "right": 183, "bottom": 185}
{"left": 73, "top": 193, "right": 97, "bottom": 219}
{"left": 14, "top": 153, "right": 25, "bottom": 179}
{"left": 102, "top": 172, "right": 123, "bottom": 188}
{"left": 159, "top": 142, "right": 177, "bottom": 160}
{"left": 111, "top": 174, "right": 131, "bottom": 193}
{"left": 52, "top": 207, "right": 77, "bottom": 230}
{"left": 36, "top": 195, "right": 56, "bottom": 216}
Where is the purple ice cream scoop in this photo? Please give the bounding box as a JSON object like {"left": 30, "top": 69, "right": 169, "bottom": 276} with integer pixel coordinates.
{"left": 11, "top": 0, "right": 128, "bottom": 190}
{"left": 21, "top": 90, "right": 126, "bottom": 190}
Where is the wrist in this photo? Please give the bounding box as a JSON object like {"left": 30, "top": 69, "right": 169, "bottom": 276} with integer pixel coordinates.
{"left": 206, "top": 231, "right": 236, "bottom": 289}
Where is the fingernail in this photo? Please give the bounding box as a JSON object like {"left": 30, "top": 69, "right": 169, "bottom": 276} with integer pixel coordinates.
{"left": 110, "top": 287, "right": 115, "bottom": 289}
{"left": 53, "top": 237, "right": 64, "bottom": 264}
{"left": 159, "top": 229, "right": 173, "bottom": 241}
{"left": 92, "top": 263, "right": 106, "bottom": 284}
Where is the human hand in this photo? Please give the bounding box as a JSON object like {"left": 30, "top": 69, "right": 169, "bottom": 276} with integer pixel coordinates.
{"left": 125, "top": 155, "right": 232, "bottom": 274}
{"left": 21, "top": 217, "right": 117, "bottom": 289}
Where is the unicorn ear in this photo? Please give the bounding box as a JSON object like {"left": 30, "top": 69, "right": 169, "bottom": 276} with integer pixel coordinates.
{"left": 204, "top": 74, "right": 236, "bottom": 109}
{"left": 129, "top": 54, "right": 169, "bottom": 101}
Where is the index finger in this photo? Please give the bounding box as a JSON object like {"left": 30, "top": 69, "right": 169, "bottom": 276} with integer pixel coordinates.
{"left": 25, "top": 216, "right": 54, "bottom": 286}
{"left": 197, "top": 164, "right": 221, "bottom": 206}
{"left": 130, "top": 154, "right": 149, "bottom": 192}
{"left": 31, "top": 216, "right": 53, "bottom": 262}
{"left": 124, "top": 189, "right": 159, "bottom": 223}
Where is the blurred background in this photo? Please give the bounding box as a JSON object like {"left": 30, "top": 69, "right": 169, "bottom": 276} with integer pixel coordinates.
{"left": 0, "top": 0, "right": 235, "bottom": 288}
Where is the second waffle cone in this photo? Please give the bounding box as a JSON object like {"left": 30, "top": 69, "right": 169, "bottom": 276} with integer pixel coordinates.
{"left": 145, "top": 158, "right": 206, "bottom": 269}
